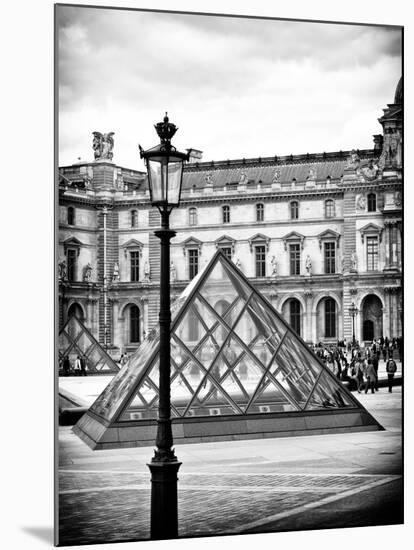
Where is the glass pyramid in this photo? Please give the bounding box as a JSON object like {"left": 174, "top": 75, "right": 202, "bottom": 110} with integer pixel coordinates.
{"left": 59, "top": 315, "right": 120, "bottom": 374}
{"left": 88, "top": 251, "right": 362, "bottom": 423}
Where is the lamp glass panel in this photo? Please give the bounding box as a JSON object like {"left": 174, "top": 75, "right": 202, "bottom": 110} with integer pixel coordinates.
{"left": 167, "top": 161, "right": 183, "bottom": 206}
{"left": 148, "top": 160, "right": 164, "bottom": 202}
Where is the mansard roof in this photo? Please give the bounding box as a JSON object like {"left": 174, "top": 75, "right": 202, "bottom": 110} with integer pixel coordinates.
{"left": 182, "top": 149, "right": 375, "bottom": 191}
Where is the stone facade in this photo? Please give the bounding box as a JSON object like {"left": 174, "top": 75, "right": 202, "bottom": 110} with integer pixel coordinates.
{"left": 58, "top": 80, "right": 402, "bottom": 356}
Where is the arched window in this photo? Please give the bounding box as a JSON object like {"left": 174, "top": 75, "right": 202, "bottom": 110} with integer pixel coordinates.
{"left": 129, "top": 304, "right": 140, "bottom": 343}
{"left": 189, "top": 207, "right": 197, "bottom": 226}
{"left": 325, "top": 199, "right": 335, "bottom": 218}
{"left": 222, "top": 205, "right": 230, "bottom": 224}
{"left": 367, "top": 193, "right": 376, "bottom": 212}
{"left": 289, "top": 299, "right": 301, "bottom": 336}
{"left": 68, "top": 302, "right": 84, "bottom": 321}
{"left": 290, "top": 201, "right": 299, "bottom": 220}
{"left": 67, "top": 206, "right": 75, "bottom": 225}
{"left": 324, "top": 298, "right": 336, "bottom": 338}
{"left": 256, "top": 203, "right": 264, "bottom": 222}
{"left": 130, "top": 209, "right": 138, "bottom": 228}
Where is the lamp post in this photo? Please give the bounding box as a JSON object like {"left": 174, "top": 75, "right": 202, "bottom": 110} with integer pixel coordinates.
{"left": 139, "top": 113, "right": 191, "bottom": 540}
{"left": 348, "top": 301, "right": 359, "bottom": 347}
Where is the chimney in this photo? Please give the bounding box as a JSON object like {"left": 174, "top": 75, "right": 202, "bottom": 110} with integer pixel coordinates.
{"left": 186, "top": 149, "right": 203, "bottom": 163}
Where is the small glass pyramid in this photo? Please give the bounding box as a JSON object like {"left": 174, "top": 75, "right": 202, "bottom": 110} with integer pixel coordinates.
{"left": 88, "top": 251, "right": 362, "bottom": 423}
{"left": 59, "top": 316, "right": 120, "bottom": 374}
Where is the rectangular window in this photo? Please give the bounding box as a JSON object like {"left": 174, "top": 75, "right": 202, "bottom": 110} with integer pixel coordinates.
{"left": 324, "top": 242, "right": 336, "bottom": 274}
{"left": 130, "top": 251, "right": 140, "bottom": 282}
{"left": 220, "top": 247, "right": 232, "bottom": 261}
{"left": 255, "top": 245, "right": 266, "bottom": 277}
{"left": 67, "top": 249, "right": 77, "bottom": 282}
{"left": 222, "top": 206, "right": 230, "bottom": 224}
{"left": 289, "top": 243, "right": 300, "bottom": 275}
{"left": 366, "top": 237, "right": 378, "bottom": 271}
{"left": 188, "top": 249, "right": 199, "bottom": 279}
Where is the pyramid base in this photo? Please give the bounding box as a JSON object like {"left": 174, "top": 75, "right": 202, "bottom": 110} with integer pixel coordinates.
{"left": 73, "top": 408, "right": 384, "bottom": 450}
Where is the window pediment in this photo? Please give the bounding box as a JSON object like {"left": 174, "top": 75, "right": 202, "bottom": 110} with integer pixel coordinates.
{"left": 317, "top": 229, "right": 341, "bottom": 249}
{"left": 182, "top": 237, "right": 202, "bottom": 255}
{"left": 248, "top": 233, "right": 270, "bottom": 252}
{"left": 121, "top": 239, "right": 144, "bottom": 257}
{"left": 282, "top": 231, "right": 305, "bottom": 250}
{"left": 63, "top": 236, "right": 83, "bottom": 252}
{"left": 360, "top": 223, "right": 383, "bottom": 243}
{"left": 215, "top": 235, "right": 236, "bottom": 253}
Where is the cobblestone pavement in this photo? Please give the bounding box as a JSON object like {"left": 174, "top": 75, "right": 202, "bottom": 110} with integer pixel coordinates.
{"left": 58, "top": 388, "right": 402, "bottom": 546}
{"left": 58, "top": 470, "right": 400, "bottom": 545}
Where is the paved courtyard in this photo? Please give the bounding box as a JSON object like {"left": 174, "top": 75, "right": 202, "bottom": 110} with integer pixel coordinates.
{"left": 57, "top": 385, "right": 402, "bottom": 546}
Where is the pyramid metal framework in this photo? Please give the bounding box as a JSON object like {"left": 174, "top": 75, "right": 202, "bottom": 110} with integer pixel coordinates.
{"left": 59, "top": 315, "right": 120, "bottom": 375}
{"left": 74, "top": 251, "right": 382, "bottom": 449}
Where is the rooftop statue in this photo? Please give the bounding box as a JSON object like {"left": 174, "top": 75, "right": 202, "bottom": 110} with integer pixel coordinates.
{"left": 92, "top": 131, "right": 115, "bottom": 161}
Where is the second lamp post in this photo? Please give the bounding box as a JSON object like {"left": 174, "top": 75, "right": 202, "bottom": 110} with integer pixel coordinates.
{"left": 139, "top": 114, "right": 191, "bottom": 540}
{"left": 348, "top": 301, "right": 359, "bottom": 347}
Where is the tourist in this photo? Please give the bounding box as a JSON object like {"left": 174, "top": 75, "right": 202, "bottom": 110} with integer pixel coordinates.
{"left": 74, "top": 355, "right": 82, "bottom": 376}
{"left": 386, "top": 356, "right": 397, "bottom": 393}
{"left": 372, "top": 353, "right": 379, "bottom": 391}
{"left": 364, "top": 359, "right": 376, "bottom": 394}
{"left": 355, "top": 354, "right": 365, "bottom": 393}
{"left": 63, "top": 355, "right": 71, "bottom": 376}
{"left": 80, "top": 354, "right": 87, "bottom": 376}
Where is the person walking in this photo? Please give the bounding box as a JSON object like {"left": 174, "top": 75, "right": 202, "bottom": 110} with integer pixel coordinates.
{"left": 63, "top": 355, "right": 70, "bottom": 376}
{"left": 386, "top": 356, "right": 397, "bottom": 392}
{"left": 364, "top": 359, "right": 376, "bottom": 394}
{"left": 355, "top": 355, "right": 365, "bottom": 393}
{"left": 382, "top": 343, "right": 387, "bottom": 362}
{"left": 74, "top": 355, "right": 82, "bottom": 376}
{"left": 372, "top": 353, "right": 379, "bottom": 391}
{"left": 80, "top": 354, "right": 87, "bottom": 376}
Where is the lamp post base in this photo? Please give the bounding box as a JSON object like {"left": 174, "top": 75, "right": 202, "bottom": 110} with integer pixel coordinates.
{"left": 148, "top": 459, "right": 182, "bottom": 540}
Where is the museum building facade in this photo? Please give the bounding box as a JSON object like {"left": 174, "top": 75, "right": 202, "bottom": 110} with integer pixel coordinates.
{"left": 58, "top": 80, "right": 402, "bottom": 357}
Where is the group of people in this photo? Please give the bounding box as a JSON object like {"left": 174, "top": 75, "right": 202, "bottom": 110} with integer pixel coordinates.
{"left": 61, "top": 354, "right": 88, "bottom": 376}
{"left": 311, "top": 336, "right": 400, "bottom": 394}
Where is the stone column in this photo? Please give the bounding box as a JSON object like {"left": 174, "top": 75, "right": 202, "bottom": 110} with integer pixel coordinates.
{"left": 384, "top": 223, "right": 391, "bottom": 268}
{"left": 111, "top": 298, "right": 119, "bottom": 349}
{"left": 384, "top": 287, "right": 392, "bottom": 338}
{"left": 142, "top": 297, "right": 149, "bottom": 338}
{"left": 86, "top": 297, "right": 94, "bottom": 331}
{"left": 304, "top": 291, "right": 313, "bottom": 342}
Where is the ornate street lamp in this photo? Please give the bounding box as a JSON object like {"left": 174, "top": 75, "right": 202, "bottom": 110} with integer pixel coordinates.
{"left": 348, "top": 302, "right": 359, "bottom": 347}
{"left": 139, "top": 113, "right": 191, "bottom": 540}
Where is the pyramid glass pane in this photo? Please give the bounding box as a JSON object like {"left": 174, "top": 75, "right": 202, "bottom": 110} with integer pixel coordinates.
{"left": 247, "top": 375, "right": 298, "bottom": 413}
{"left": 305, "top": 371, "right": 356, "bottom": 410}
{"left": 59, "top": 331, "right": 72, "bottom": 352}
{"left": 118, "top": 360, "right": 160, "bottom": 421}
{"left": 76, "top": 331, "right": 95, "bottom": 356}
{"left": 174, "top": 301, "right": 207, "bottom": 348}
{"left": 216, "top": 350, "right": 264, "bottom": 411}
{"left": 198, "top": 260, "right": 251, "bottom": 318}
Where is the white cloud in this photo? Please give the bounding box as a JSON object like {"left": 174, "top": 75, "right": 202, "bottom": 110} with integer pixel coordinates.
{"left": 57, "top": 6, "right": 402, "bottom": 168}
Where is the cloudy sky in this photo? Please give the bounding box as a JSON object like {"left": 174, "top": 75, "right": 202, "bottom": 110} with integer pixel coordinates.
{"left": 57, "top": 6, "right": 402, "bottom": 169}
